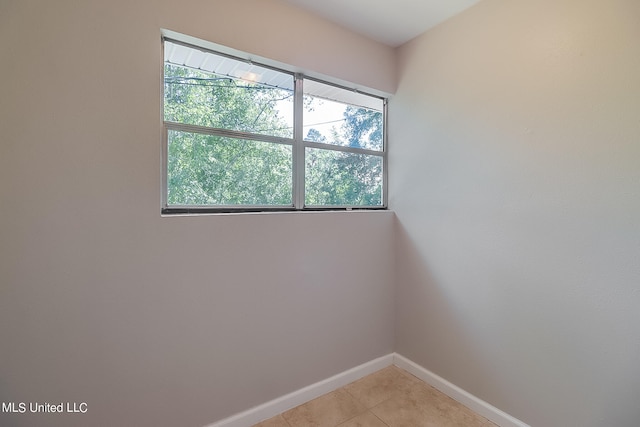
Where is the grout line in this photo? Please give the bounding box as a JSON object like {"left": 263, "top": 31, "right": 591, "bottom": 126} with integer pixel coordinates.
{"left": 341, "top": 386, "right": 364, "bottom": 408}
{"left": 333, "top": 408, "right": 366, "bottom": 427}
{"left": 370, "top": 410, "right": 391, "bottom": 427}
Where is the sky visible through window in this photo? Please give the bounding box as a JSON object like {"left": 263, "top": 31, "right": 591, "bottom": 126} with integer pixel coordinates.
{"left": 275, "top": 96, "right": 351, "bottom": 141}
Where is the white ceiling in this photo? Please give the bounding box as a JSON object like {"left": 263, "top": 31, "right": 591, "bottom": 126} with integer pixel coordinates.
{"left": 284, "top": 0, "right": 482, "bottom": 47}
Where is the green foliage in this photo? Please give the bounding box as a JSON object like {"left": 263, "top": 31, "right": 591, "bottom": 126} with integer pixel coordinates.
{"left": 164, "top": 64, "right": 292, "bottom": 137}
{"left": 164, "top": 63, "right": 383, "bottom": 207}
{"left": 165, "top": 64, "right": 293, "bottom": 205}
{"left": 305, "top": 148, "right": 382, "bottom": 206}
{"left": 305, "top": 106, "right": 383, "bottom": 206}
{"left": 343, "top": 106, "right": 383, "bottom": 150}
{"left": 168, "top": 131, "right": 292, "bottom": 205}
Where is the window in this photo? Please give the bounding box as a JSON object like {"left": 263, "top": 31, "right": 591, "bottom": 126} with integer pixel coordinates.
{"left": 162, "top": 37, "right": 386, "bottom": 213}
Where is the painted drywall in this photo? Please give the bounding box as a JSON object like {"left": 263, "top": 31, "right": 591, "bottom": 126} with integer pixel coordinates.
{"left": 0, "top": 1, "right": 395, "bottom": 426}
{"left": 390, "top": 0, "right": 640, "bottom": 426}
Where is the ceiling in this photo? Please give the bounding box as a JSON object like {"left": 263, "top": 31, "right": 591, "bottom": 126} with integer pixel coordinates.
{"left": 284, "top": 0, "right": 482, "bottom": 47}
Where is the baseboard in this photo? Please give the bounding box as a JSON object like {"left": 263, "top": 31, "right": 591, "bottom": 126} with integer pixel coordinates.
{"left": 204, "top": 352, "right": 529, "bottom": 427}
{"left": 204, "top": 353, "right": 394, "bottom": 427}
{"left": 393, "top": 353, "right": 530, "bottom": 427}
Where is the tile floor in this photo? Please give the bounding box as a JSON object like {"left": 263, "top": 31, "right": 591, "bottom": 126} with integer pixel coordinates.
{"left": 252, "top": 366, "right": 497, "bottom": 427}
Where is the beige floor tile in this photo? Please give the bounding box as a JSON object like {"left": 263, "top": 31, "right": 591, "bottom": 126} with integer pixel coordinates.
{"left": 344, "top": 366, "right": 421, "bottom": 408}
{"left": 252, "top": 414, "right": 291, "bottom": 427}
{"left": 371, "top": 381, "right": 486, "bottom": 427}
{"left": 282, "top": 388, "right": 367, "bottom": 427}
{"left": 337, "top": 411, "right": 389, "bottom": 427}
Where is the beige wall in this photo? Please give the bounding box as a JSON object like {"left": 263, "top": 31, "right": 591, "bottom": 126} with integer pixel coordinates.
{"left": 390, "top": 0, "right": 640, "bottom": 426}
{"left": 0, "top": 1, "right": 396, "bottom": 426}
{"left": 4, "top": 0, "right": 640, "bottom": 426}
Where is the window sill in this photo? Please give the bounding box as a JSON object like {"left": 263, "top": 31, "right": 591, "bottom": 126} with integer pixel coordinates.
{"left": 160, "top": 207, "right": 390, "bottom": 218}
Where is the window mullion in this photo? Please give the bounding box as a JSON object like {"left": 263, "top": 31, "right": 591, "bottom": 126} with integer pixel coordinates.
{"left": 293, "top": 74, "right": 305, "bottom": 209}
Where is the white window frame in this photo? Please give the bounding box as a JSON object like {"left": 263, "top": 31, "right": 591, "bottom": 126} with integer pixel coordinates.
{"left": 161, "top": 34, "right": 387, "bottom": 214}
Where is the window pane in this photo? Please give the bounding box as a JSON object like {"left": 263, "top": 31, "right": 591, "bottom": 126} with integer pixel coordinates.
{"left": 164, "top": 41, "right": 294, "bottom": 138}
{"left": 168, "top": 130, "right": 292, "bottom": 206}
{"left": 303, "top": 80, "right": 383, "bottom": 151}
{"left": 305, "top": 148, "right": 383, "bottom": 206}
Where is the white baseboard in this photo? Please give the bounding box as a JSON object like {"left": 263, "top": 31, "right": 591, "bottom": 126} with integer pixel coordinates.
{"left": 204, "top": 354, "right": 394, "bottom": 427}
{"left": 204, "top": 352, "right": 529, "bottom": 427}
{"left": 393, "top": 353, "right": 530, "bottom": 427}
